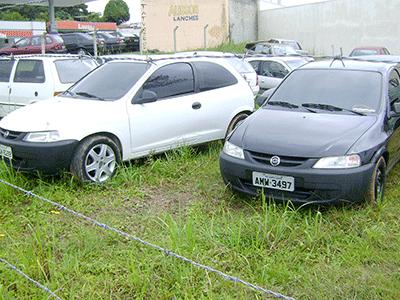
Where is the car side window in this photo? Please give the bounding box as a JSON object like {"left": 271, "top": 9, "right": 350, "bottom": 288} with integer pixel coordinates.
{"left": 31, "top": 37, "right": 42, "bottom": 46}
{"left": 141, "top": 63, "right": 194, "bottom": 100}
{"left": 46, "top": 37, "right": 52, "bottom": 44}
{"left": 15, "top": 38, "right": 30, "bottom": 47}
{"left": 249, "top": 60, "right": 260, "bottom": 74}
{"left": 261, "top": 61, "right": 289, "bottom": 79}
{"left": 14, "top": 60, "right": 45, "bottom": 83}
{"left": 193, "top": 61, "right": 238, "bottom": 92}
{"left": 0, "top": 60, "right": 14, "bottom": 82}
{"left": 389, "top": 69, "right": 400, "bottom": 106}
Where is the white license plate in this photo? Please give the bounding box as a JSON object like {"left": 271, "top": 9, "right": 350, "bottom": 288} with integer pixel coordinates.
{"left": 252, "top": 171, "right": 295, "bottom": 192}
{"left": 0, "top": 144, "right": 12, "bottom": 159}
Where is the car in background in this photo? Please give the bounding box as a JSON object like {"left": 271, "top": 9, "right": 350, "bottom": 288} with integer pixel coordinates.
{"left": 60, "top": 32, "right": 100, "bottom": 55}
{"left": 0, "top": 34, "right": 66, "bottom": 56}
{"left": 0, "top": 54, "right": 98, "bottom": 117}
{"left": 349, "top": 47, "right": 390, "bottom": 57}
{"left": 107, "top": 31, "right": 140, "bottom": 52}
{"left": 245, "top": 56, "right": 311, "bottom": 91}
{"left": 220, "top": 59, "right": 400, "bottom": 205}
{"left": 245, "top": 42, "right": 299, "bottom": 56}
{"left": 0, "top": 56, "right": 254, "bottom": 182}
{"left": 91, "top": 31, "right": 124, "bottom": 54}
{"left": 350, "top": 55, "right": 400, "bottom": 63}
{"left": 267, "top": 38, "right": 309, "bottom": 55}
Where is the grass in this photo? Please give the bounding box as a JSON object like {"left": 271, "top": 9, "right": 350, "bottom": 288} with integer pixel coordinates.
{"left": 0, "top": 142, "right": 400, "bottom": 299}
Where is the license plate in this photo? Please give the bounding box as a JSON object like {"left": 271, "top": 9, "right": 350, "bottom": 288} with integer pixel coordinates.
{"left": 0, "top": 144, "right": 12, "bottom": 159}
{"left": 252, "top": 171, "right": 295, "bottom": 192}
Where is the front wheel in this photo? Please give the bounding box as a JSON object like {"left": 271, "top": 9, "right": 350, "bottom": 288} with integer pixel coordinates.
{"left": 365, "top": 156, "right": 386, "bottom": 204}
{"left": 225, "top": 112, "right": 250, "bottom": 139}
{"left": 70, "top": 135, "right": 121, "bottom": 183}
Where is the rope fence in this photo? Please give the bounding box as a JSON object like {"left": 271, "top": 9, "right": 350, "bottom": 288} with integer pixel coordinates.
{"left": 0, "top": 178, "right": 294, "bottom": 300}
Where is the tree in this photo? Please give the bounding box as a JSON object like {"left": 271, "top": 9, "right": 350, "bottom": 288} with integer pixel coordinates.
{"left": 103, "top": 0, "right": 130, "bottom": 25}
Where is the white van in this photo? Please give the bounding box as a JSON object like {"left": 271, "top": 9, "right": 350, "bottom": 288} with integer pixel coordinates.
{"left": 0, "top": 55, "right": 98, "bottom": 117}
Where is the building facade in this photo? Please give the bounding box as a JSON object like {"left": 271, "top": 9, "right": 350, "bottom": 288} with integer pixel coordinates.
{"left": 141, "top": 0, "right": 257, "bottom": 52}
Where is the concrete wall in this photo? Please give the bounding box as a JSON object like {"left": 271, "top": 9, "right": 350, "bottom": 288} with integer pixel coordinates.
{"left": 258, "top": 0, "right": 400, "bottom": 56}
{"left": 229, "top": 0, "right": 258, "bottom": 43}
{"left": 142, "top": 0, "right": 229, "bottom": 52}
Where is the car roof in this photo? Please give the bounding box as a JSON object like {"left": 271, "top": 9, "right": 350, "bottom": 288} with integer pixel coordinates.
{"left": 348, "top": 55, "right": 400, "bottom": 63}
{"left": 245, "top": 55, "right": 308, "bottom": 62}
{"left": 11, "top": 54, "right": 97, "bottom": 61}
{"left": 300, "top": 58, "right": 396, "bottom": 73}
{"left": 352, "top": 46, "right": 387, "bottom": 50}
{"left": 269, "top": 38, "right": 297, "bottom": 43}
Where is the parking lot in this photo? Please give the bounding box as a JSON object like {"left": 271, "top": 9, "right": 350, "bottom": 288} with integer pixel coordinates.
{"left": 1, "top": 0, "right": 400, "bottom": 299}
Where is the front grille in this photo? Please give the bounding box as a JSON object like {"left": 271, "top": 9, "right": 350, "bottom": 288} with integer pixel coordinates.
{"left": 247, "top": 151, "right": 308, "bottom": 167}
{"left": 0, "top": 127, "right": 25, "bottom": 140}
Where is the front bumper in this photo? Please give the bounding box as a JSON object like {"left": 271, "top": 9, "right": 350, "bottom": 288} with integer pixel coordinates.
{"left": 219, "top": 151, "right": 375, "bottom": 205}
{"left": 0, "top": 136, "right": 79, "bottom": 174}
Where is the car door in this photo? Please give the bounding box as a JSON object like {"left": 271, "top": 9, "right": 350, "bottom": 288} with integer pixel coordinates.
{"left": 0, "top": 59, "right": 15, "bottom": 117}
{"left": 386, "top": 69, "right": 400, "bottom": 169}
{"left": 12, "top": 37, "right": 31, "bottom": 55}
{"left": 9, "top": 59, "right": 53, "bottom": 113}
{"left": 30, "top": 36, "right": 42, "bottom": 54}
{"left": 259, "top": 61, "right": 289, "bottom": 90}
{"left": 128, "top": 62, "right": 197, "bottom": 156}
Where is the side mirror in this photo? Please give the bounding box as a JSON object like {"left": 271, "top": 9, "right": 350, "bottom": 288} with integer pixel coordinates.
{"left": 133, "top": 90, "right": 158, "bottom": 104}
{"left": 392, "top": 102, "right": 400, "bottom": 115}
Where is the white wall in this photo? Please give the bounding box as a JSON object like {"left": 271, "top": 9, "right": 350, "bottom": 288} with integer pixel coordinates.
{"left": 229, "top": 0, "right": 258, "bottom": 43}
{"left": 258, "top": 0, "right": 400, "bottom": 56}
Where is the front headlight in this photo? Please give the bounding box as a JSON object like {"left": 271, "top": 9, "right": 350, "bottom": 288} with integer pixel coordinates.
{"left": 223, "top": 141, "right": 244, "bottom": 160}
{"left": 23, "top": 131, "right": 60, "bottom": 143}
{"left": 313, "top": 154, "right": 361, "bottom": 169}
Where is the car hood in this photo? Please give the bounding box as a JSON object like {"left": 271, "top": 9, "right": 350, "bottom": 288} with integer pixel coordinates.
{"left": 232, "top": 109, "right": 377, "bottom": 158}
{"left": 0, "top": 97, "right": 118, "bottom": 133}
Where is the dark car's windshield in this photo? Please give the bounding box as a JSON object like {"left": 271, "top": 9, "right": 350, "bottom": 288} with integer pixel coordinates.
{"left": 67, "top": 62, "right": 150, "bottom": 101}
{"left": 267, "top": 69, "right": 382, "bottom": 114}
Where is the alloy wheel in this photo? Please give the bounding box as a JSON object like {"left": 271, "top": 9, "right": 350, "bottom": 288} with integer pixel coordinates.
{"left": 84, "top": 144, "right": 116, "bottom": 183}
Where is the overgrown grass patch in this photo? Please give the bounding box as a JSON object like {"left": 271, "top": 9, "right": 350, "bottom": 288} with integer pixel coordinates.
{"left": 1, "top": 142, "right": 399, "bottom": 299}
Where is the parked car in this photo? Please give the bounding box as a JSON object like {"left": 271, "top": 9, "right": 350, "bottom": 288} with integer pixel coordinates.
{"left": 0, "top": 55, "right": 98, "bottom": 117}
{"left": 178, "top": 51, "right": 259, "bottom": 95}
{"left": 60, "top": 32, "right": 99, "bottom": 55}
{"left": 349, "top": 47, "right": 390, "bottom": 57}
{"left": 0, "top": 34, "right": 66, "bottom": 56}
{"left": 245, "top": 42, "right": 299, "bottom": 56}
{"left": 90, "top": 31, "right": 124, "bottom": 54}
{"left": 267, "top": 38, "right": 309, "bottom": 55}
{"left": 220, "top": 59, "right": 400, "bottom": 204}
{"left": 350, "top": 55, "right": 400, "bottom": 63}
{"left": 107, "top": 31, "right": 140, "bottom": 52}
{"left": 245, "top": 56, "right": 311, "bottom": 91}
{"left": 0, "top": 56, "right": 254, "bottom": 182}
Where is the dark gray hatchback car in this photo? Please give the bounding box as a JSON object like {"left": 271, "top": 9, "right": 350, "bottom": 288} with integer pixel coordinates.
{"left": 220, "top": 59, "right": 400, "bottom": 204}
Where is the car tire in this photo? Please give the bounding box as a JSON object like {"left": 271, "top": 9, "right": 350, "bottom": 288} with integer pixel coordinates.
{"left": 77, "top": 48, "right": 86, "bottom": 55}
{"left": 225, "top": 112, "right": 250, "bottom": 139}
{"left": 70, "top": 135, "right": 121, "bottom": 183}
{"left": 365, "top": 156, "right": 386, "bottom": 204}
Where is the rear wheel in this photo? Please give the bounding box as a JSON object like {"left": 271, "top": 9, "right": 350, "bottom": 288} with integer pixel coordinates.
{"left": 77, "top": 48, "right": 86, "bottom": 55}
{"left": 365, "top": 156, "right": 386, "bottom": 204}
{"left": 70, "top": 135, "right": 121, "bottom": 183}
{"left": 225, "top": 112, "right": 250, "bottom": 139}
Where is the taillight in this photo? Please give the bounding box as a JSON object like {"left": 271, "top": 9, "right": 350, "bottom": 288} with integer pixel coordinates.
{"left": 54, "top": 44, "right": 62, "bottom": 50}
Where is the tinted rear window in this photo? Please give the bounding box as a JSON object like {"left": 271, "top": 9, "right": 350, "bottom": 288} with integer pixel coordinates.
{"left": 269, "top": 69, "right": 382, "bottom": 113}
{"left": 54, "top": 59, "right": 97, "bottom": 84}
{"left": 194, "top": 61, "right": 238, "bottom": 92}
{"left": 0, "top": 60, "right": 14, "bottom": 82}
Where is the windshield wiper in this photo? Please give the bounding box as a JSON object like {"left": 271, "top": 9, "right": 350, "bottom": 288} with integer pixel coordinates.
{"left": 62, "top": 90, "right": 75, "bottom": 97}
{"left": 301, "top": 103, "right": 366, "bottom": 116}
{"left": 267, "top": 100, "right": 317, "bottom": 113}
{"left": 75, "top": 91, "right": 105, "bottom": 101}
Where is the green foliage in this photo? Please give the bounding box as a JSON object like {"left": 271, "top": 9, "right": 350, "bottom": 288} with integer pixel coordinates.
{"left": 1, "top": 143, "right": 400, "bottom": 298}
{"left": 103, "top": 0, "right": 130, "bottom": 25}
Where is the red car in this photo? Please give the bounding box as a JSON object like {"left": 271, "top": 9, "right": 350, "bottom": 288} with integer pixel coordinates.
{"left": 349, "top": 47, "right": 390, "bottom": 57}
{"left": 0, "top": 34, "right": 67, "bottom": 56}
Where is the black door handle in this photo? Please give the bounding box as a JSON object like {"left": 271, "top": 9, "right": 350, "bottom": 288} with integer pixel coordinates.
{"left": 192, "top": 102, "right": 201, "bottom": 110}
{"left": 34, "top": 91, "right": 38, "bottom": 97}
